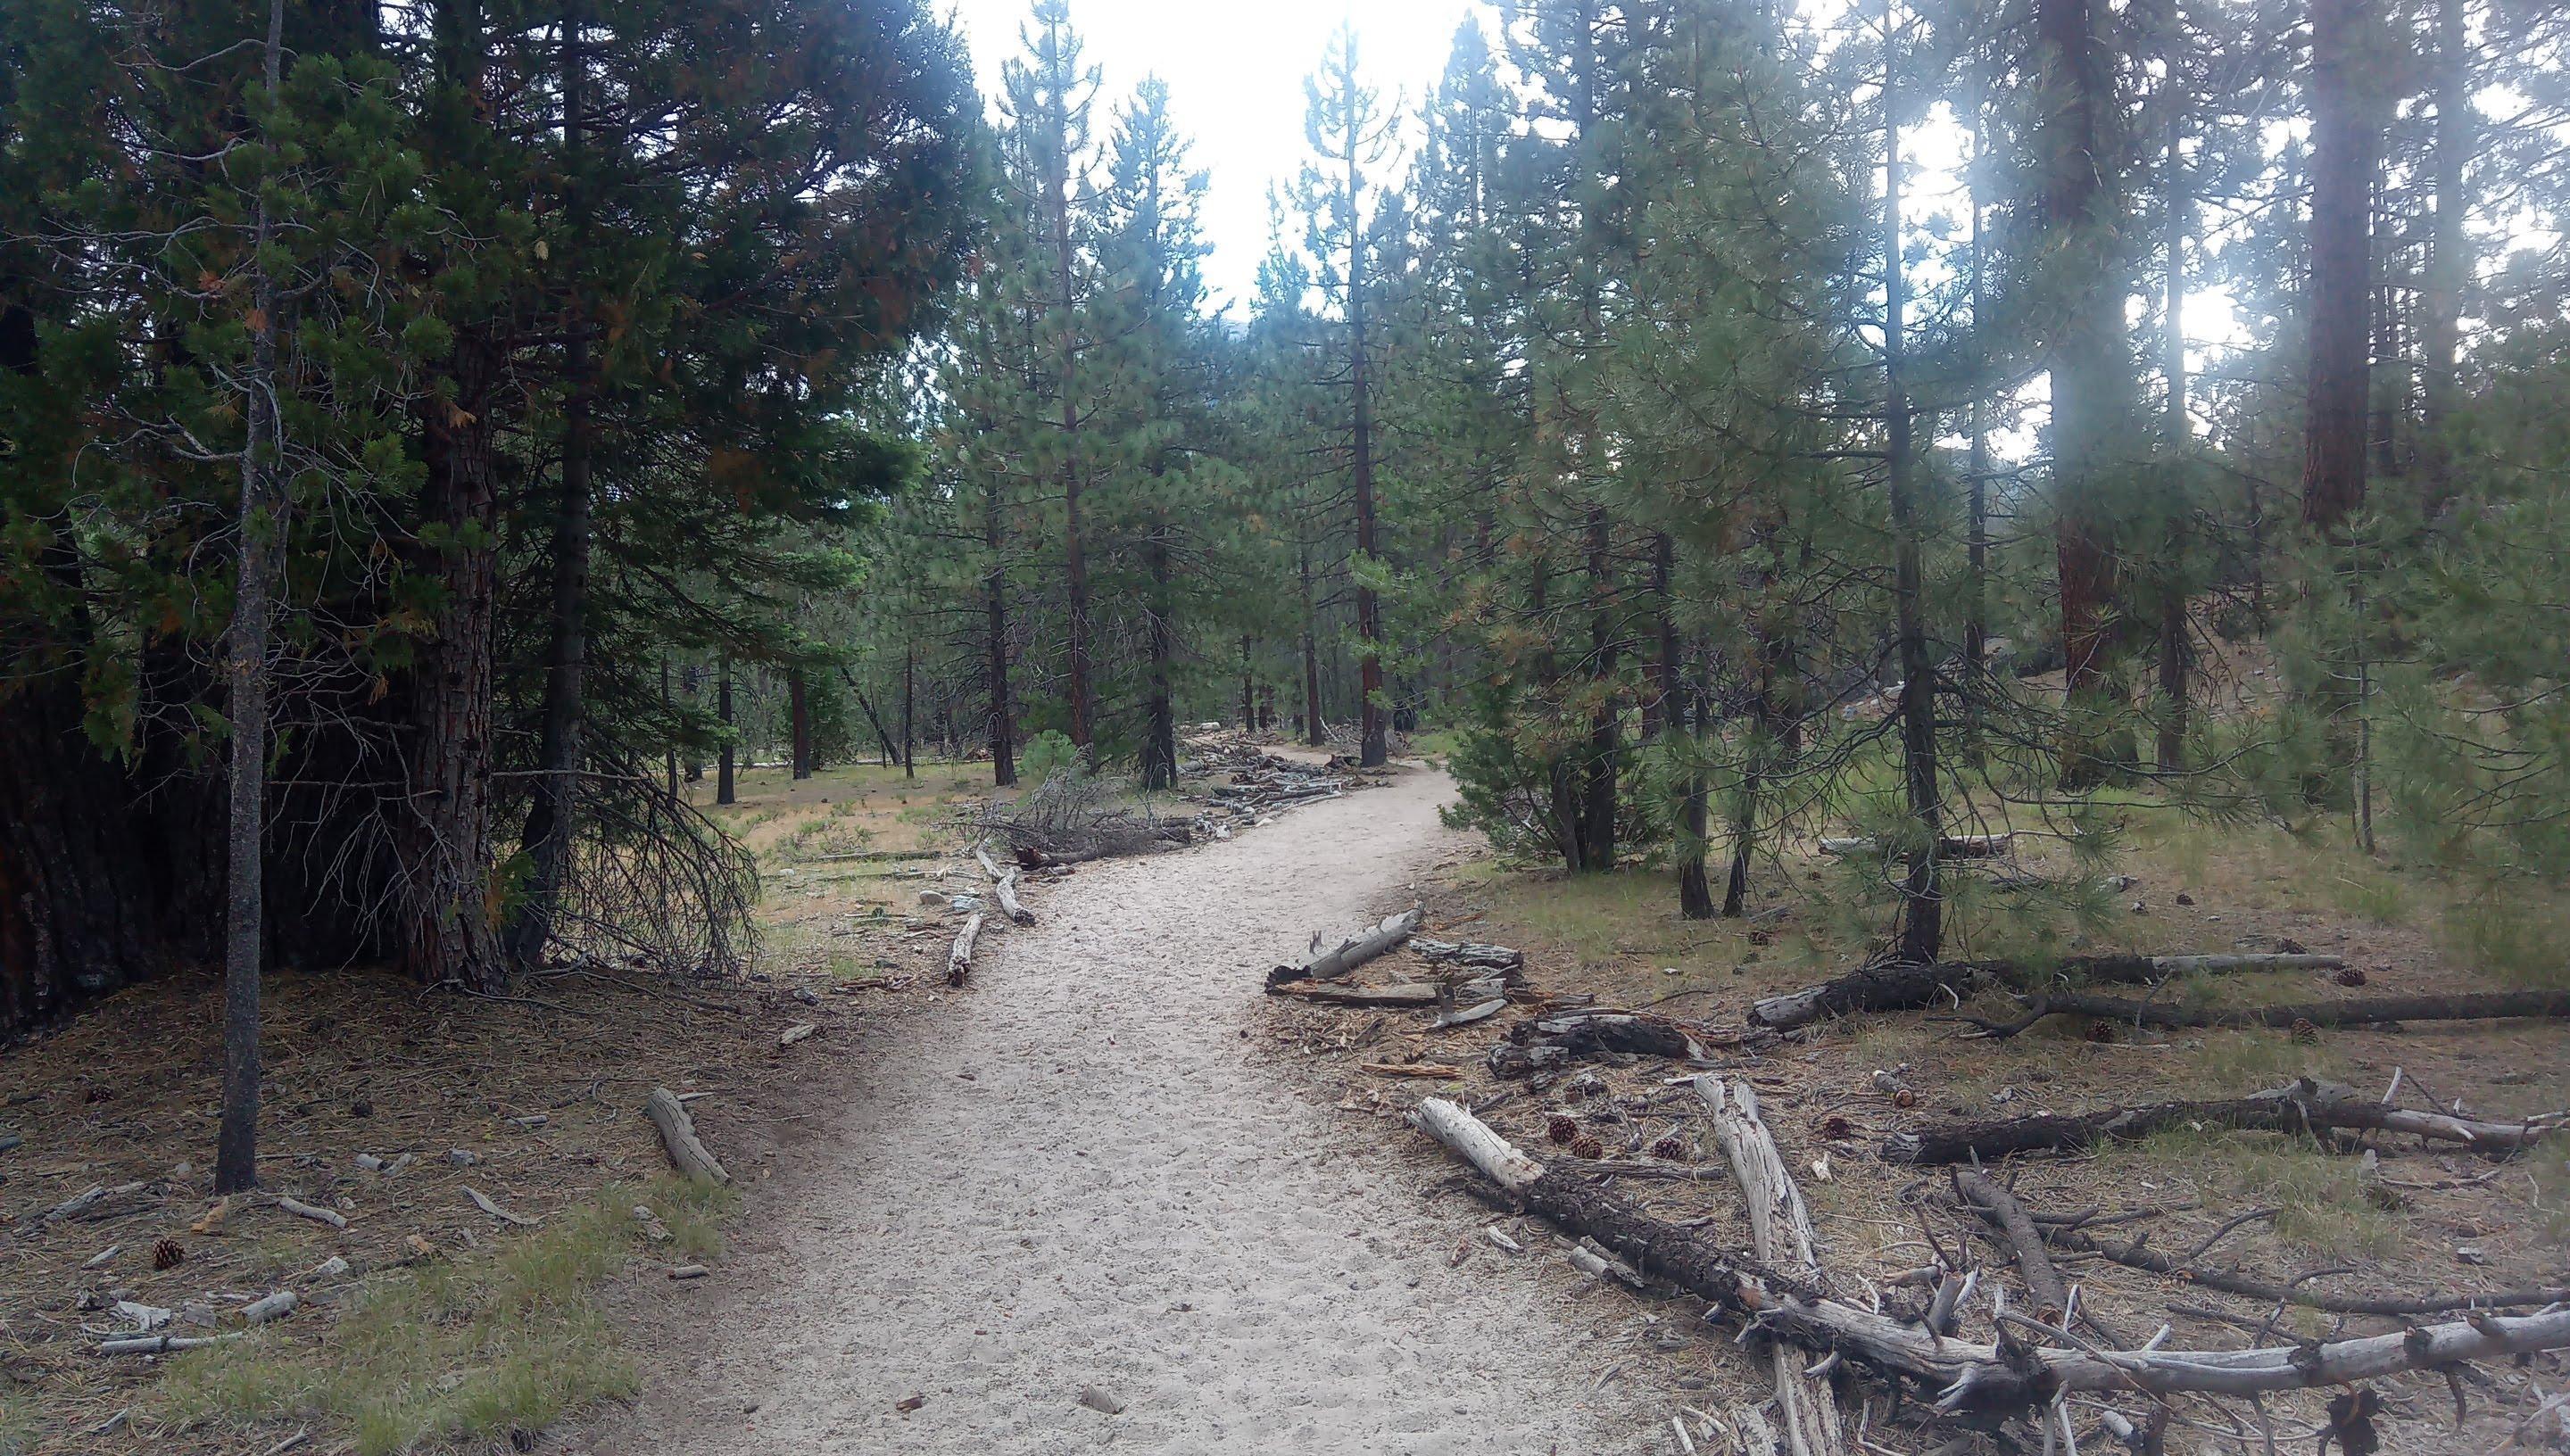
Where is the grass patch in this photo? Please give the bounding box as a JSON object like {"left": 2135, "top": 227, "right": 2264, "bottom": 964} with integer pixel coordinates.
{"left": 157, "top": 1177, "right": 736, "bottom": 1454}
{"left": 2181, "top": 1030, "right": 2344, "bottom": 1096}
{"left": 2439, "top": 890, "right": 2570, "bottom": 990}
{"left": 2126, "top": 1130, "right": 2404, "bottom": 1256}
{"left": 2323, "top": 867, "right": 2409, "bottom": 925}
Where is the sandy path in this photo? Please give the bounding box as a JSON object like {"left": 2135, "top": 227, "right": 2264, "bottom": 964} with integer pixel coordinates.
{"left": 593, "top": 769, "right": 1651, "bottom": 1455}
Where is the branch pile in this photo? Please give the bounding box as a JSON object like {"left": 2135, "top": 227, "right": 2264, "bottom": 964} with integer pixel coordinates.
{"left": 971, "top": 763, "right": 1182, "bottom": 864}
{"left": 1749, "top": 950, "right": 2350, "bottom": 1030}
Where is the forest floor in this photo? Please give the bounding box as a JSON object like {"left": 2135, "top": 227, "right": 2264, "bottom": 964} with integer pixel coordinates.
{"left": 1267, "top": 788, "right": 2570, "bottom": 1453}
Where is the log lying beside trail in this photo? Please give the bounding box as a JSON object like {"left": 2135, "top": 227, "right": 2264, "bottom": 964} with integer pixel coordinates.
{"left": 1750, "top": 951, "right": 2348, "bottom": 1030}
{"left": 1956, "top": 986, "right": 2570, "bottom": 1038}
{"left": 1410, "top": 938, "right": 1525, "bottom": 972}
{"left": 947, "top": 912, "right": 985, "bottom": 986}
{"left": 1884, "top": 1077, "right": 2566, "bottom": 1164}
{"left": 1266, "top": 905, "right": 1422, "bottom": 988}
{"left": 992, "top": 871, "right": 1033, "bottom": 926}
{"left": 1488, "top": 1010, "right": 1744, "bottom": 1079}
{"left": 1270, "top": 980, "right": 1440, "bottom": 1008}
{"left": 1697, "top": 1078, "right": 1850, "bottom": 1456}
{"left": 1408, "top": 1097, "right": 2570, "bottom": 1412}
{"left": 644, "top": 1087, "right": 731, "bottom": 1185}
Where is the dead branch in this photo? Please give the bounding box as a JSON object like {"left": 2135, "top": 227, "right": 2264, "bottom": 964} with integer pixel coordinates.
{"left": 1952, "top": 987, "right": 2570, "bottom": 1039}
{"left": 1408, "top": 1097, "right": 2570, "bottom": 1412}
{"left": 1955, "top": 1171, "right": 2068, "bottom": 1322}
{"left": 1884, "top": 1078, "right": 2566, "bottom": 1164}
{"left": 947, "top": 912, "right": 985, "bottom": 987}
{"left": 1488, "top": 1009, "right": 1747, "bottom": 1080}
{"left": 643, "top": 1086, "right": 730, "bottom": 1185}
{"left": 1751, "top": 954, "right": 2346, "bottom": 1031}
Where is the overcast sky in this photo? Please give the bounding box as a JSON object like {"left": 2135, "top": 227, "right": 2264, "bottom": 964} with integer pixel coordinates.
{"left": 940, "top": 0, "right": 1485, "bottom": 310}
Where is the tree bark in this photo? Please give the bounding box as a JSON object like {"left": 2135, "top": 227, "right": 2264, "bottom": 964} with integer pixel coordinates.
{"left": 1885, "top": 38, "right": 1942, "bottom": 965}
{"left": 218, "top": 0, "right": 286, "bottom": 1194}
{"left": 788, "top": 668, "right": 812, "bottom": 780}
{"left": 507, "top": 0, "right": 596, "bottom": 969}
{"left": 2043, "top": 0, "right": 2136, "bottom": 790}
{"left": 2303, "top": 0, "right": 2379, "bottom": 536}
{"left": 2417, "top": 0, "right": 2468, "bottom": 517}
{"left": 1347, "top": 120, "right": 1386, "bottom": 772}
{"left": 1140, "top": 525, "right": 1177, "bottom": 790}
{"left": 402, "top": 332, "right": 509, "bottom": 994}
{"left": 984, "top": 465, "right": 1017, "bottom": 787}
{"left": 1578, "top": 505, "right": 1617, "bottom": 870}
{"left": 715, "top": 661, "right": 736, "bottom": 806}
{"left": 1299, "top": 542, "right": 1325, "bottom": 747}
{"left": 1884, "top": 1076, "right": 2563, "bottom": 1163}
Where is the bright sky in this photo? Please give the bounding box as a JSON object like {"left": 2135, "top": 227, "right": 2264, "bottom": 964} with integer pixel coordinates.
{"left": 941, "top": 0, "right": 1486, "bottom": 310}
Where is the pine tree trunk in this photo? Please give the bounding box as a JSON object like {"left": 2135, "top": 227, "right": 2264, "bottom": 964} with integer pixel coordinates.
{"left": 2304, "top": 0, "right": 2377, "bottom": 537}
{"left": 1052, "top": 112, "right": 1094, "bottom": 755}
{"left": 1348, "top": 147, "right": 1387, "bottom": 771}
{"left": 1141, "top": 526, "right": 1178, "bottom": 790}
{"left": 219, "top": 0, "right": 285, "bottom": 1191}
{"left": 1886, "top": 18, "right": 1943, "bottom": 965}
{"left": 2039, "top": 0, "right": 2135, "bottom": 790}
{"left": 1579, "top": 507, "right": 1617, "bottom": 870}
{"left": 507, "top": 1, "right": 594, "bottom": 969}
{"left": 1300, "top": 544, "right": 1325, "bottom": 746}
{"left": 402, "top": 334, "right": 509, "bottom": 994}
{"left": 901, "top": 640, "right": 916, "bottom": 778}
{"left": 984, "top": 473, "right": 1016, "bottom": 788}
{"left": 715, "top": 662, "right": 736, "bottom": 806}
{"left": 789, "top": 669, "right": 812, "bottom": 779}
{"left": 1239, "top": 636, "right": 1256, "bottom": 732}
{"left": 1644, "top": 533, "right": 1677, "bottom": 742}
{"left": 2159, "top": 78, "right": 2191, "bottom": 776}
{"left": 1679, "top": 650, "right": 1715, "bottom": 921}
{"left": 2417, "top": 0, "right": 2467, "bottom": 517}
{"left": 681, "top": 666, "right": 702, "bottom": 782}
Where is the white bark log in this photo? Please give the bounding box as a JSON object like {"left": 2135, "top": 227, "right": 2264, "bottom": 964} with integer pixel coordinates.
{"left": 948, "top": 912, "right": 985, "bottom": 986}
{"left": 1272, "top": 905, "right": 1422, "bottom": 985}
{"left": 1697, "top": 1078, "right": 1850, "bottom": 1456}
{"left": 1408, "top": 1096, "right": 1546, "bottom": 1195}
{"left": 994, "top": 872, "right": 1033, "bottom": 925}
{"left": 643, "top": 1087, "right": 730, "bottom": 1185}
{"left": 241, "top": 1290, "right": 296, "bottom": 1325}
{"left": 275, "top": 1195, "right": 346, "bottom": 1230}
{"left": 465, "top": 1187, "right": 539, "bottom": 1227}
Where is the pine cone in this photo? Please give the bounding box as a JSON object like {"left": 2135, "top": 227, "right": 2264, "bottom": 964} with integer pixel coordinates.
{"left": 1891, "top": 1088, "right": 1919, "bottom": 1109}
{"left": 1649, "top": 1133, "right": 1688, "bottom": 1162}
{"left": 2334, "top": 966, "right": 2368, "bottom": 988}
{"left": 151, "top": 1237, "right": 184, "bottom": 1271}
{"left": 1546, "top": 1113, "right": 1579, "bottom": 1146}
{"left": 1816, "top": 1114, "right": 1854, "bottom": 1140}
{"left": 2084, "top": 1021, "right": 2118, "bottom": 1043}
{"left": 1569, "top": 1132, "right": 1604, "bottom": 1161}
{"left": 2291, "top": 1017, "right": 2321, "bottom": 1044}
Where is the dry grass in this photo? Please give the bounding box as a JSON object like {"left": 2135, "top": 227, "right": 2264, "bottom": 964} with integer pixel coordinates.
{"left": 154, "top": 1177, "right": 734, "bottom": 1455}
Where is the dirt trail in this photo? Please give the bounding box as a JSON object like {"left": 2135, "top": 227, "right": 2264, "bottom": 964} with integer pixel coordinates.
{"left": 590, "top": 769, "right": 1650, "bottom": 1455}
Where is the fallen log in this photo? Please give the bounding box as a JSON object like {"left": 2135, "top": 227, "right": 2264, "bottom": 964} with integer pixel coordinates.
{"left": 992, "top": 872, "right": 1033, "bottom": 926}
{"left": 1268, "top": 905, "right": 1422, "bottom": 987}
{"left": 1884, "top": 1077, "right": 2566, "bottom": 1164}
{"left": 1819, "top": 834, "right": 2013, "bottom": 859}
{"left": 1697, "top": 1078, "right": 1851, "bottom": 1455}
{"left": 947, "top": 912, "right": 985, "bottom": 986}
{"left": 1409, "top": 1097, "right": 2570, "bottom": 1412}
{"left": 643, "top": 1087, "right": 731, "bottom": 1185}
{"left": 274, "top": 1195, "right": 346, "bottom": 1231}
{"left": 1360, "top": 1063, "right": 1463, "bottom": 1079}
{"left": 1954, "top": 1171, "right": 2067, "bottom": 1321}
{"left": 1750, "top": 952, "right": 2350, "bottom": 1030}
{"left": 1488, "top": 1010, "right": 1743, "bottom": 1080}
{"left": 1954, "top": 986, "right": 2570, "bottom": 1039}
{"left": 1269, "top": 980, "right": 1440, "bottom": 1008}
{"left": 1411, "top": 938, "right": 1525, "bottom": 972}
{"left": 1428, "top": 998, "right": 1507, "bottom": 1030}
